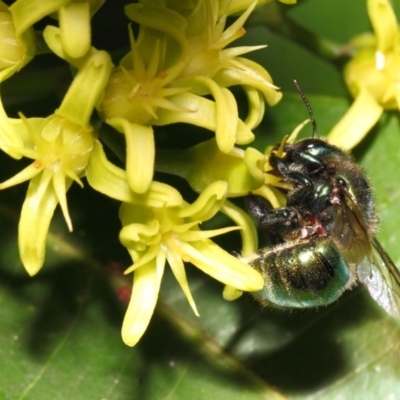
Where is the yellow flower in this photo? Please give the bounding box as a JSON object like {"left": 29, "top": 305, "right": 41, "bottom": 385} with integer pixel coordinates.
{"left": 169, "top": 0, "right": 282, "bottom": 142}
{"left": 99, "top": 0, "right": 281, "bottom": 193}
{"left": 328, "top": 0, "right": 399, "bottom": 150}
{"left": 53, "top": 0, "right": 105, "bottom": 58}
{"left": 85, "top": 140, "right": 263, "bottom": 344}
{"left": 85, "top": 138, "right": 264, "bottom": 346}
{"left": 10, "top": 0, "right": 104, "bottom": 59}
{"left": 0, "top": 49, "right": 112, "bottom": 276}
{"left": 156, "top": 136, "right": 287, "bottom": 206}
{"left": 118, "top": 180, "right": 263, "bottom": 346}
{"left": 227, "top": 0, "right": 296, "bottom": 15}
{"left": 0, "top": 1, "right": 35, "bottom": 82}
{"left": 86, "top": 139, "right": 184, "bottom": 209}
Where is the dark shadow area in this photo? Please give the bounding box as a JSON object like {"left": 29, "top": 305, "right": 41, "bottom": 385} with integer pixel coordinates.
{"left": 0, "top": 258, "right": 125, "bottom": 359}
{"left": 133, "top": 301, "right": 263, "bottom": 400}
{"left": 223, "top": 283, "right": 389, "bottom": 394}
{"left": 64, "top": 182, "right": 124, "bottom": 260}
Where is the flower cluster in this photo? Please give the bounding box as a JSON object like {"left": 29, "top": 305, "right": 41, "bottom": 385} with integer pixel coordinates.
{"left": 98, "top": 0, "right": 284, "bottom": 194}
{"left": 0, "top": 2, "right": 113, "bottom": 275}
{"left": 0, "top": 0, "right": 295, "bottom": 347}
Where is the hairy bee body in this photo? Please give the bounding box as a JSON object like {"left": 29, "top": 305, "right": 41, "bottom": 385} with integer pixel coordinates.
{"left": 247, "top": 138, "right": 400, "bottom": 315}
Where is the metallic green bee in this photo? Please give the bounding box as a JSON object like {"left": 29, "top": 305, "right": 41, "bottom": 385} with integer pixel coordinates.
{"left": 245, "top": 82, "right": 400, "bottom": 316}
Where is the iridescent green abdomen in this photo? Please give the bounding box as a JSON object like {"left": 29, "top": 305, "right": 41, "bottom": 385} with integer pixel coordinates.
{"left": 251, "top": 237, "right": 354, "bottom": 308}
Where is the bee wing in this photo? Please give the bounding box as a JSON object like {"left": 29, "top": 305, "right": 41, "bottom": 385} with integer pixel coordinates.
{"left": 341, "top": 191, "right": 400, "bottom": 317}
{"left": 332, "top": 188, "right": 372, "bottom": 260}
{"left": 357, "top": 237, "right": 400, "bottom": 318}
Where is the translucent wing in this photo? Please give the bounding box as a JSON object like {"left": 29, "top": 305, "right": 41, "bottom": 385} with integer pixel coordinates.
{"left": 331, "top": 185, "right": 373, "bottom": 263}
{"left": 336, "top": 186, "right": 400, "bottom": 317}
{"left": 357, "top": 237, "right": 400, "bottom": 318}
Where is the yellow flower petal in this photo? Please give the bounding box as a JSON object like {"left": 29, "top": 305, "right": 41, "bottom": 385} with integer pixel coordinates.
{"left": 121, "top": 260, "right": 164, "bottom": 347}
{"left": 215, "top": 57, "right": 282, "bottom": 106}
{"left": 181, "top": 226, "right": 241, "bottom": 242}
{"left": 155, "top": 92, "right": 255, "bottom": 145}
{"left": 214, "top": 84, "right": 238, "bottom": 152}
{"left": 0, "top": 10, "right": 33, "bottom": 80}
{"left": 0, "top": 102, "right": 24, "bottom": 158}
{"left": 10, "top": 0, "right": 68, "bottom": 37}
{"left": 327, "top": 86, "right": 383, "bottom": 150}
{"left": 172, "top": 239, "right": 264, "bottom": 292}
{"left": 19, "top": 172, "right": 72, "bottom": 276}
{"left": 166, "top": 249, "right": 199, "bottom": 316}
{"left": 57, "top": 50, "right": 113, "bottom": 129}
{"left": 119, "top": 220, "right": 160, "bottom": 250}
{"left": 171, "top": 75, "right": 239, "bottom": 152}
{"left": 242, "top": 86, "right": 265, "bottom": 129}
{"left": 243, "top": 146, "right": 267, "bottom": 184}
{"left": 156, "top": 139, "right": 263, "bottom": 195}
{"left": 178, "top": 180, "right": 228, "bottom": 221}
{"left": 367, "top": 0, "right": 398, "bottom": 53}
{"left": 52, "top": 171, "right": 73, "bottom": 232}
{"left": 252, "top": 185, "right": 286, "bottom": 209}
{"left": 222, "top": 285, "right": 243, "bottom": 301}
{"left": 124, "top": 245, "right": 160, "bottom": 274}
{"left": 221, "top": 200, "right": 258, "bottom": 255}
{"left": 86, "top": 141, "right": 182, "bottom": 207}
{"left": 225, "top": 0, "right": 264, "bottom": 15}
{"left": 58, "top": 1, "right": 91, "bottom": 58}
{"left": 124, "top": 2, "right": 188, "bottom": 61}
{"left": 107, "top": 119, "right": 155, "bottom": 194}
{"left": 217, "top": 1, "right": 256, "bottom": 49}
{"left": 0, "top": 162, "right": 41, "bottom": 189}
{"left": 222, "top": 45, "right": 267, "bottom": 59}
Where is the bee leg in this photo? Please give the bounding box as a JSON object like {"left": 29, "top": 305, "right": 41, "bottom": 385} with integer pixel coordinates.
{"left": 244, "top": 194, "right": 272, "bottom": 222}
{"left": 245, "top": 195, "right": 301, "bottom": 243}
{"left": 269, "top": 153, "right": 314, "bottom": 188}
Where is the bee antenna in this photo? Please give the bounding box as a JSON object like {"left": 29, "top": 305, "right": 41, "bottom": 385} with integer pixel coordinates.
{"left": 293, "top": 79, "right": 317, "bottom": 138}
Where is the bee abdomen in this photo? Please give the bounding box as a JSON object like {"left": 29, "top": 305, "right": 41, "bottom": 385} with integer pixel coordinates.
{"left": 251, "top": 237, "right": 354, "bottom": 308}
